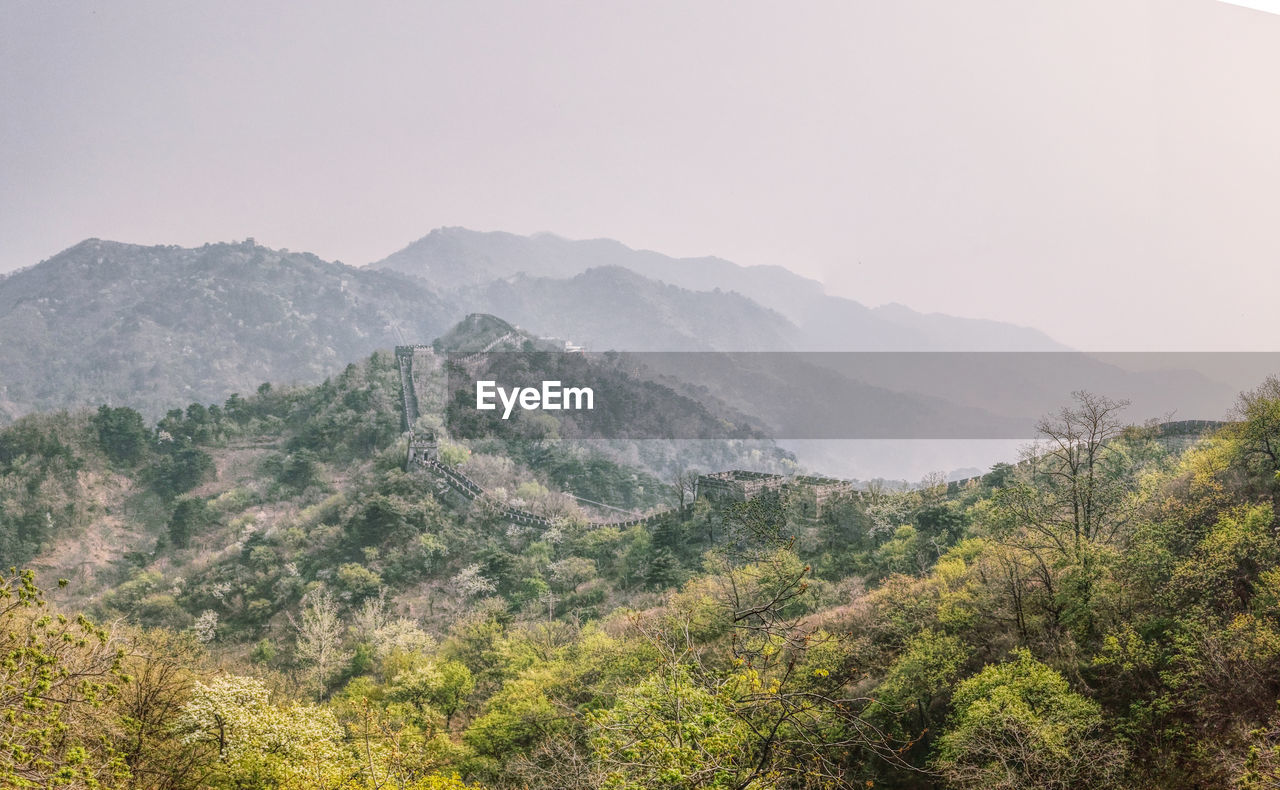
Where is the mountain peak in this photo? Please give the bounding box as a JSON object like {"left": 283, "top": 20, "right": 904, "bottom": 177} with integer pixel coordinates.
{"left": 432, "top": 313, "right": 528, "bottom": 353}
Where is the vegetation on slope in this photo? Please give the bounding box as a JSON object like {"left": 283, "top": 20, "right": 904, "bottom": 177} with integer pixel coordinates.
{"left": 0, "top": 238, "right": 453, "bottom": 422}
{"left": 4, "top": 362, "right": 1280, "bottom": 788}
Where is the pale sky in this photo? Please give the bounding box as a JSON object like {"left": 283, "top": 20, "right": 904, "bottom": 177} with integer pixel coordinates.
{"left": 2, "top": 0, "right": 1278, "bottom": 350}
{"left": 1221, "top": 1, "right": 1280, "bottom": 12}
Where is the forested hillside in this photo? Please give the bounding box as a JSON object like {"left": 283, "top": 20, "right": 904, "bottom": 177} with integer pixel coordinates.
{"left": 3, "top": 347, "right": 1280, "bottom": 787}
{"left": 0, "top": 238, "right": 454, "bottom": 421}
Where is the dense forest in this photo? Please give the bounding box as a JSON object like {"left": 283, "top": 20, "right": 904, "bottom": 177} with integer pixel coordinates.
{"left": 3, "top": 348, "right": 1280, "bottom": 788}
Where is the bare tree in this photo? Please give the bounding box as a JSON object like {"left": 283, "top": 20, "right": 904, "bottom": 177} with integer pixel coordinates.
{"left": 668, "top": 466, "right": 701, "bottom": 512}
{"left": 1001, "top": 391, "right": 1136, "bottom": 554}
{"left": 506, "top": 734, "right": 605, "bottom": 790}
{"left": 112, "top": 627, "right": 210, "bottom": 790}
{"left": 990, "top": 392, "right": 1139, "bottom": 651}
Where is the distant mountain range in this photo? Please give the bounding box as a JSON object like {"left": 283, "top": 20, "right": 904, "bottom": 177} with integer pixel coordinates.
{"left": 0, "top": 229, "right": 1069, "bottom": 423}
{"left": 376, "top": 228, "right": 1069, "bottom": 352}
{"left": 455, "top": 266, "right": 799, "bottom": 351}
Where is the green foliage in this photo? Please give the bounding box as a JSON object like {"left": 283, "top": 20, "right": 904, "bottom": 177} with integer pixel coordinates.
{"left": 0, "top": 569, "right": 127, "bottom": 788}
{"left": 336, "top": 562, "right": 384, "bottom": 601}
{"left": 388, "top": 657, "right": 475, "bottom": 732}
{"left": 875, "top": 628, "right": 968, "bottom": 729}
{"left": 591, "top": 665, "right": 759, "bottom": 790}
{"left": 148, "top": 445, "right": 214, "bottom": 499}
{"left": 284, "top": 355, "right": 403, "bottom": 462}
{"left": 0, "top": 413, "right": 88, "bottom": 565}
{"left": 251, "top": 638, "right": 277, "bottom": 665}
{"left": 349, "top": 494, "right": 411, "bottom": 546}
{"left": 933, "top": 650, "right": 1126, "bottom": 789}
{"left": 167, "top": 495, "right": 211, "bottom": 549}
{"left": 438, "top": 442, "right": 470, "bottom": 467}
{"left": 92, "top": 405, "right": 149, "bottom": 467}
{"left": 13, "top": 370, "right": 1280, "bottom": 790}
{"left": 1170, "top": 503, "right": 1279, "bottom": 613}
{"left": 1228, "top": 375, "right": 1280, "bottom": 485}
{"left": 263, "top": 448, "right": 322, "bottom": 493}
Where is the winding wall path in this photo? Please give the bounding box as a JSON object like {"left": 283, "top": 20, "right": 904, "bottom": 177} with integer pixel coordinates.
{"left": 396, "top": 346, "right": 1228, "bottom": 528}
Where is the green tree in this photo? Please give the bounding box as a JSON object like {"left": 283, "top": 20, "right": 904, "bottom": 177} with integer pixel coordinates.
{"left": 0, "top": 569, "right": 127, "bottom": 788}
{"left": 148, "top": 447, "right": 214, "bottom": 499}
{"left": 388, "top": 658, "right": 474, "bottom": 732}
{"left": 1228, "top": 375, "right": 1280, "bottom": 487}
{"left": 279, "top": 449, "right": 321, "bottom": 492}
{"left": 349, "top": 494, "right": 409, "bottom": 546}
{"left": 336, "top": 563, "right": 383, "bottom": 601}
{"left": 644, "top": 547, "right": 680, "bottom": 590}
{"left": 933, "top": 649, "right": 1125, "bottom": 790}
{"left": 92, "top": 405, "right": 150, "bottom": 467}
{"left": 166, "top": 496, "right": 209, "bottom": 549}
{"left": 875, "top": 628, "right": 968, "bottom": 731}
{"left": 590, "top": 664, "right": 758, "bottom": 790}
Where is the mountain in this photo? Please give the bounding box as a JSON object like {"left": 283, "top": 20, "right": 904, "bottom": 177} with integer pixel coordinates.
{"left": 0, "top": 236, "right": 813, "bottom": 421}
{"left": 3, "top": 308, "right": 1274, "bottom": 790}
{"left": 458, "top": 266, "right": 800, "bottom": 351}
{"left": 375, "top": 228, "right": 817, "bottom": 308}
{"left": 430, "top": 313, "right": 545, "bottom": 353}
{"left": 0, "top": 229, "right": 1074, "bottom": 424}
{"left": 373, "top": 227, "right": 1068, "bottom": 351}
{"left": 2, "top": 327, "right": 791, "bottom": 585}
{"left": 0, "top": 239, "right": 454, "bottom": 422}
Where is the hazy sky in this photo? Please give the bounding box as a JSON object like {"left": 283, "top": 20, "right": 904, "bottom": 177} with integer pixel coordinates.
{"left": 3, "top": 0, "right": 1278, "bottom": 350}
{"left": 1223, "top": 1, "right": 1280, "bottom": 11}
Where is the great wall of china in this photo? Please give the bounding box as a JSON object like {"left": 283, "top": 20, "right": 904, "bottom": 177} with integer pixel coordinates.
{"left": 395, "top": 345, "right": 1228, "bottom": 529}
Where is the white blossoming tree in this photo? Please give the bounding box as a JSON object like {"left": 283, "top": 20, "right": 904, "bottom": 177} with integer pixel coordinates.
{"left": 291, "top": 588, "right": 345, "bottom": 690}
{"left": 452, "top": 564, "right": 497, "bottom": 599}
{"left": 174, "top": 674, "right": 352, "bottom": 789}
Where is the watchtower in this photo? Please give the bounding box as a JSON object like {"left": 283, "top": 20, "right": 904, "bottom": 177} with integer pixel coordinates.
{"left": 406, "top": 431, "right": 439, "bottom": 469}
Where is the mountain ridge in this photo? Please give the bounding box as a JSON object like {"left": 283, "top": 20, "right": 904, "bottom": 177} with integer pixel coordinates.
{"left": 0, "top": 238, "right": 454, "bottom": 421}
{"left": 0, "top": 230, "right": 1068, "bottom": 424}
{"left": 373, "top": 227, "right": 1068, "bottom": 351}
